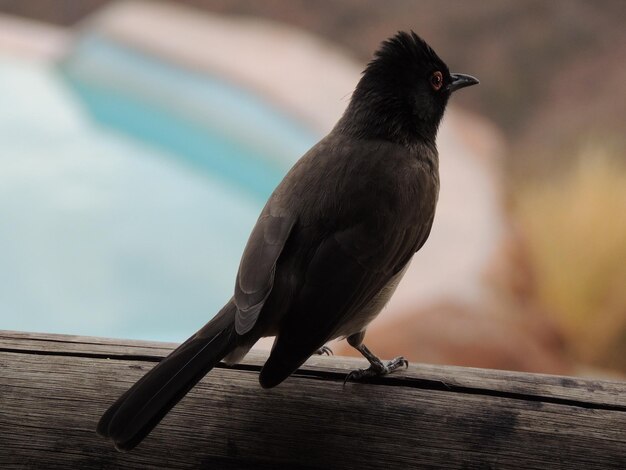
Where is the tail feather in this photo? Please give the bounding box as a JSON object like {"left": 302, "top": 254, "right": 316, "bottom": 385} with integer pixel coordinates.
{"left": 97, "top": 302, "right": 237, "bottom": 451}
{"left": 259, "top": 335, "right": 321, "bottom": 389}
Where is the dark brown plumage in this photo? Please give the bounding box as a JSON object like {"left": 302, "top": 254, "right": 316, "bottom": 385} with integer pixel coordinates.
{"left": 97, "top": 31, "right": 478, "bottom": 451}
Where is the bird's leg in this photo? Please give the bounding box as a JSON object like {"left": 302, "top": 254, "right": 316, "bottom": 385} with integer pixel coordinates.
{"left": 314, "top": 345, "right": 333, "bottom": 356}
{"left": 344, "top": 332, "right": 408, "bottom": 384}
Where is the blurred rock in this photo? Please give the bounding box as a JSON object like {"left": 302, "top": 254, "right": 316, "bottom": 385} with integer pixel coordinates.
{"left": 334, "top": 301, "right": 570, "bottom": 375}
{"left": 0, "top": 12, "right": 69, "bottom": 59}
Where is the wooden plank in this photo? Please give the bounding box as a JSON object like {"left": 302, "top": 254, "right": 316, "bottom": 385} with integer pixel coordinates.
{"left": 1, "top": 332, "right": 625, "bottom": 469}
{"left": 0, "top": 329, "right": 176, "bottom": 358}
{"left": 1, "top": 330, "right": 625, "bottom": 409}
{"left": 1, "top": 345, "right": 625, "bottom": 469}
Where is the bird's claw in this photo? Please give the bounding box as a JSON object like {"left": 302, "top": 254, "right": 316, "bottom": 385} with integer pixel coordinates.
{"left": 343, "top": 356, "right": 408, "bottom": 386}
{"left": 315, "top": 345, "right": 334, "bottom": 356}
{"left": 388, "top": 356, "right": 409, "bottom": 371}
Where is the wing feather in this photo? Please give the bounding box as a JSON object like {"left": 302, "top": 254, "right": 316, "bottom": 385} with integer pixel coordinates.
{"left": 234, "top": 210, "right": 295, "bottom": 335}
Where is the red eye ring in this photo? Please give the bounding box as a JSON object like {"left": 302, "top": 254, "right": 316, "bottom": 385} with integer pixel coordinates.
{"left": 431, "top": 71, "right": 443, "bottom": 91}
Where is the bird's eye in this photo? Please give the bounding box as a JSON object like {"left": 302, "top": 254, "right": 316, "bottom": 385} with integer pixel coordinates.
{"left": 430, "top": 71, "right": 443, "bottom": 91}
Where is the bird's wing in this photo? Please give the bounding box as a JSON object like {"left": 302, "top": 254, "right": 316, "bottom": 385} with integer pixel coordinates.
{"left": 259, "top": 216, "right": 433, "bottom": 388}
{"left": 304, "top": 218, "right": 431, "bottom": 333}
{"left": 233, "top": 206, "right": 295, "bottom": 335}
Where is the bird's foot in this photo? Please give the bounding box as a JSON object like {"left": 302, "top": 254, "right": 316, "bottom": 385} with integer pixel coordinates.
{"left": 314, "top": 345, "right": 333, "bottom": 356}
{"left": 344, "top": 356, "right": 408, "bottom": 384}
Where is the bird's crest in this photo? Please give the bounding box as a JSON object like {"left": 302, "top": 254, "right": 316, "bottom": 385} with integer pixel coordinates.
{"left": 365, "top": 31, "right": 447, "bottom": 76}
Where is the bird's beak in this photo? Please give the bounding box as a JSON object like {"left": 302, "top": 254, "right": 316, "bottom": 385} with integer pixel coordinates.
{"left": 447, "top": 73, "right": 479, "bottom": 92}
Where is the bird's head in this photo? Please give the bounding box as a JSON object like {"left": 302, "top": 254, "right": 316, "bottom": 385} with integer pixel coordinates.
{"left": 340, "top": 31, "right": 478, "bottom": 145}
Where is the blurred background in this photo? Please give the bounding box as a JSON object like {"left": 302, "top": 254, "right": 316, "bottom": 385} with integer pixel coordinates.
{"left": 0, "top": 0, "right": 624, "bottom": 378}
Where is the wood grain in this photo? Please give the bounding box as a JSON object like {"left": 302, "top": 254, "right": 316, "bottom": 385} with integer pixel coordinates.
{"left": 1, "top": 330, "right": 624, "bottom": 469}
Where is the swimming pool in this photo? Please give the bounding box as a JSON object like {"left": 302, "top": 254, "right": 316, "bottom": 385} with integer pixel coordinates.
{"left": 0, "top": 34, "right": 317, "bottom": 341}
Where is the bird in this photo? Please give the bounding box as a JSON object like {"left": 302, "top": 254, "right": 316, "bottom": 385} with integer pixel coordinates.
{"left": 97, "top": 31, "right": 478, "bottom": 451}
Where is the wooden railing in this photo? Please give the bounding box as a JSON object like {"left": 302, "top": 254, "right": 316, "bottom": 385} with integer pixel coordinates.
{"left": 1, "top": 330, "right": 624, "bottom": 468}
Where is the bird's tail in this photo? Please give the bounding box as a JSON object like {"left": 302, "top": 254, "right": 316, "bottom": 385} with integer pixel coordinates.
{"left": 97, "top": 301, "right": 238, "bottom": 451}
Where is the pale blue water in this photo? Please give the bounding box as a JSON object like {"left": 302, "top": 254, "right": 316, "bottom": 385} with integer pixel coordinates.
{"left": 0, "top": 35, "right": 317, "bottom": 341}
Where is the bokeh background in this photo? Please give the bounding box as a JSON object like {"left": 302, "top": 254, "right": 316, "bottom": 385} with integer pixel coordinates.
{"left": 0, "top": 0, "right": 624, "bottom": 378}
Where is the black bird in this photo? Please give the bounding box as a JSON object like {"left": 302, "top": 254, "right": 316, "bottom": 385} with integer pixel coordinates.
{"left": 97, "top": 31, "right": 478, "bottom": 451}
